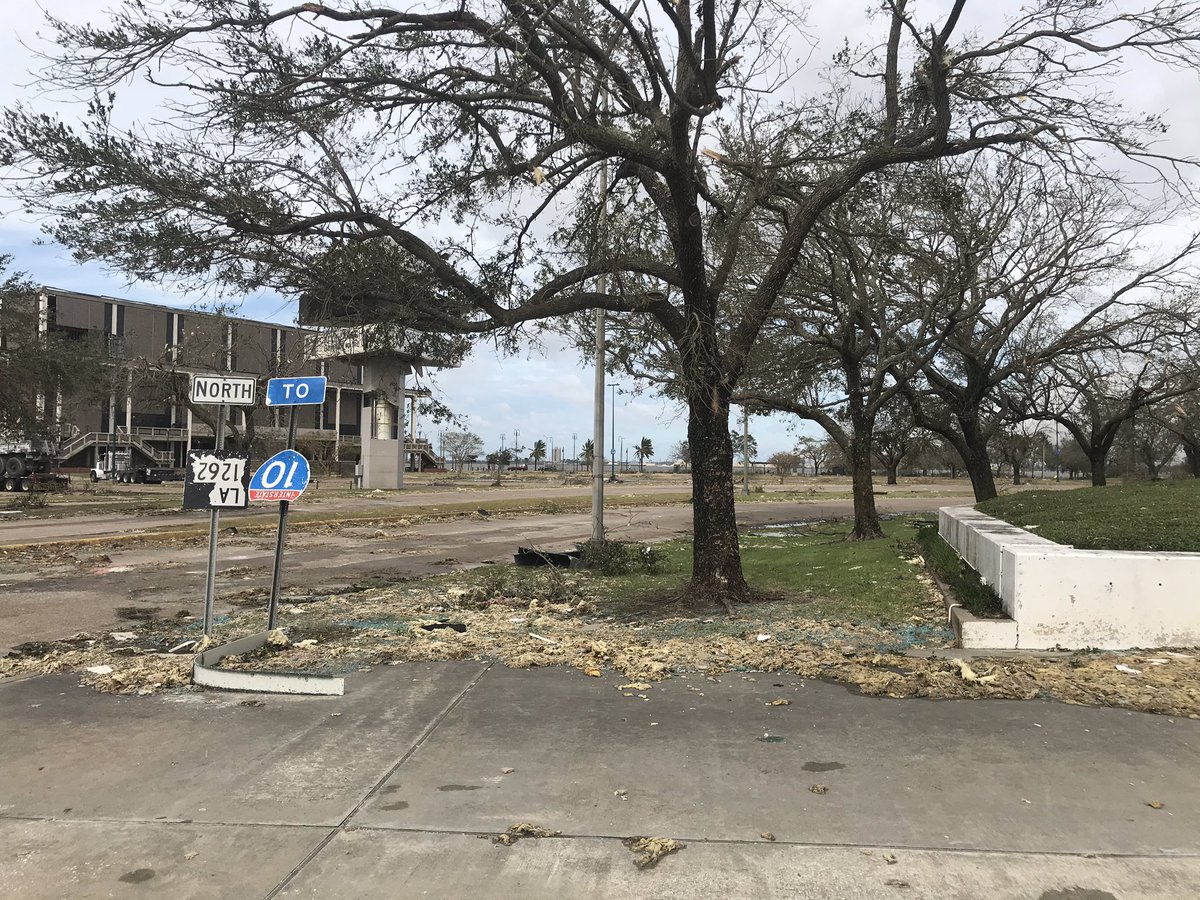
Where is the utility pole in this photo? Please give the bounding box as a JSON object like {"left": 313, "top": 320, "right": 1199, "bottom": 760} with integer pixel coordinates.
{"left": 1055, "top": 422, "right": 1061, "bottom": 481}
{"left": 741, "top": 404, "right": 751, "bottom": 496}
{"left": 609, "top": 382, "right": 618, "bottom": 482}
{"left": 591, "top": 152, "right": 608, "bottom": 542}
{"left": 572, "top": 432, "right": 577, "bottom": 474}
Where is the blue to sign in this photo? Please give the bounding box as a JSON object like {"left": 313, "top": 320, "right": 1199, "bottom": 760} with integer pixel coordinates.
{"left": 265, "top": 376, "right": 327, "bottom": 406}
{"left": 248, "top": 449, "right": 311, "bottom": 502}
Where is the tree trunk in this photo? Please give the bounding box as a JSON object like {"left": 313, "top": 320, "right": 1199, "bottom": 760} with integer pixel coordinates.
{"left": 1090, "top": 454, "right": 1107, "bottom": 487}
{"left": 885, "top": 463, "right": 899, "bottom": 485}
{"left": 847, "top": 432, "right": 883, "bottom": 540}
{"left": 686, "top": 394, "right": 747, "bottom": 605}
{"left": 959, "top": 419, "right": 997, "bottom": 502}
{"left": 1011, "top": 459, "right": 1021, "bottom": 486}
{"left": 1184, "top": 444, "right": 1200, "bottom": 477}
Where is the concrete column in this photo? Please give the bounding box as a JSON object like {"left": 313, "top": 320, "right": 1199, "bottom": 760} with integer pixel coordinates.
{"left": 124, "top": 370, "right": 133, "bottom": 435}
{"left": 333, "top": 387, "right": 342, "bottom": 463}
{"left": 397, "top": 372, "right": 406, "bottom": 485}
{"left": 374, "top": 395, "right": 392, "bottom": 440}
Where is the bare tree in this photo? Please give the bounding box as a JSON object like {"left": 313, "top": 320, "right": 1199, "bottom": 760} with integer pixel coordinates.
{"left": 1014, "top": 338, "right": 1197, "bottom": 486}
{"left": 5, "top": 1, "right": 1200, "bottom": 602}
{"left": 992, "top": 421, "right": 1048, "bottom": 486}
{"left": 1158, "top": 392, "right": 1200, "bottom": 476}
{"left": 795, "top": 435, "right": 833, "bottom": 476}
{"left": 766, "top": 450, "right": 800, "bottom": 480}
{"left": 735, "top": 167, "right": 968, "bottom": 539}
{"left": 874, "top": 401, "right": 924, "bottom": 486}
{"left": 441, "top": 430, "right": 484, "bottom": 474}
{"left": 900, "top": 158, "right": 1200, "bottom": 501}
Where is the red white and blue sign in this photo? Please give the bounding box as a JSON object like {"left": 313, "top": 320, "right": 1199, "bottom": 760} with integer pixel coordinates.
{"left": 248, "top": 449, "right": 311, "bottom": 502}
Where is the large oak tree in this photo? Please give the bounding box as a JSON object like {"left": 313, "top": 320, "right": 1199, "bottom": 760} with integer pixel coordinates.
{"left": 4, "top": 1, "right": 1200, "bottom": 601}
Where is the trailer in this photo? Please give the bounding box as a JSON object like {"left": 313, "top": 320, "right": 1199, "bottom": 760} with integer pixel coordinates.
{"left": 0, "top": 444, "right": 70, "bottom": 493}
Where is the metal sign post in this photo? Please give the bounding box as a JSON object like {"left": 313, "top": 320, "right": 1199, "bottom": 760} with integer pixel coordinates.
{"left": 188, "top": 374, "right": 258, "bottom": 636}
{"left": 204, "top": 407, "right": 225, "bottom": 634}
{"left": 257, "top": 376, "right": 326, "bottom": 629}
{"left": 266, "top": 408, "right": 298, "bottom": 629}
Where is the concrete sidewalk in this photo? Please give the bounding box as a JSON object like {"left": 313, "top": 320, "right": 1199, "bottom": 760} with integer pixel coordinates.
{"left": 1, "top": 664, "right": 1197, "bottom": 898}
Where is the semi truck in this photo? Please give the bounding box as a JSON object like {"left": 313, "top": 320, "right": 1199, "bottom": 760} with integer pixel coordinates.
{"left": 91, "top": 450, "right": 184, "bottom": 484}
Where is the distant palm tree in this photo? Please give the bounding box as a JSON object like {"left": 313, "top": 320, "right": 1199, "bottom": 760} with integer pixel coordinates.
{"left": 582, "top": 438, "right": 595, "bottom": 466}
{"left": 531, "top": 438, "right": 547, "bottom": 469}
{"left": 635, "top": 437, "right": 654, "bottom": 473}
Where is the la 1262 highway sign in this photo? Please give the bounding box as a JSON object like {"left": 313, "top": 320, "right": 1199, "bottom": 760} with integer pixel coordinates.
{"left": 184, "top": 450, "right": 250, "bottom": 510}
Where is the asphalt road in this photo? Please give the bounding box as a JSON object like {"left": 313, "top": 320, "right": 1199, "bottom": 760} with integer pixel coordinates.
{"left": 0, "top": 490, "right": 964, "bottom": 652}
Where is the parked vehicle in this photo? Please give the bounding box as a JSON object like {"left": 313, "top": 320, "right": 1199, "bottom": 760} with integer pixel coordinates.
{"left": 0, "top": 443, "right": 70, "bottom": 492}
{"left": 507, "top": 464, "right": 528, "bottom": 471}
{"left": 93, "top": 450, "right": 184, "bottom": 485}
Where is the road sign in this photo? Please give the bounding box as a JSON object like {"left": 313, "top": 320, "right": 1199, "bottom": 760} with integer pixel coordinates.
{"left": 265, "top": 376, "right": 327, "bottom": 406}
{"left": 190, "top": 374, "right": 257, "bottom": 406}
{"left": 248, "top": 449, "right": 311, "bottom": 502}
{"left": 184, "top": 450, "right": 250, "bottom": 510}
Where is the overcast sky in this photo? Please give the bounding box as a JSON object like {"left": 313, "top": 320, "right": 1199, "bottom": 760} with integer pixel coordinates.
{"left": 1, "top": 2, "right": 1197, "bottom": 462}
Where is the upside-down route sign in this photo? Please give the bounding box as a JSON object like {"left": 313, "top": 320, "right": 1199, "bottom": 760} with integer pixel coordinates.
{"left": 248, "top": 449, "right": 311, "bottom": 502}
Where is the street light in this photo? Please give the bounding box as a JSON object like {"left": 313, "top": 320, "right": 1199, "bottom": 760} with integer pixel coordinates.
{"left": 608, "top": 383, "right": 618, "bottom": 482}
{"left": 572, "top": 432, "right": 577, "bottom": 473}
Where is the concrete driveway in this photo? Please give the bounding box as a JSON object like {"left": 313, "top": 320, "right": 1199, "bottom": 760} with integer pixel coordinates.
{"left": 2, "top": 663, "right": 1197, "bottom": 898}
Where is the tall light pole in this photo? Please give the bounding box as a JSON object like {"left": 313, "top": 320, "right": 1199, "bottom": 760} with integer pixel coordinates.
{"left": 591, "top": 153, "right": 608, "bottom": 542}
{"left": 608, "top": 382, "right": 618, "bottom": 482}
{"left": 572, "top": 432, "right": 577, "bottom": 473}
{"left": 741, "top": 405, "right": 751, "bottom": 496}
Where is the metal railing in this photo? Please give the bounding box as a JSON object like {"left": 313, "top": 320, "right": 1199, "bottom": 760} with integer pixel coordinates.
{"left": 57, "top": 431, "right": 174, "bottom": 467}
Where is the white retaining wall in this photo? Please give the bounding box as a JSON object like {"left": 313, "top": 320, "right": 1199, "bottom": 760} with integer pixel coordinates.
{"left": 939, "top": 506, "right": 1200, "bottom": 650}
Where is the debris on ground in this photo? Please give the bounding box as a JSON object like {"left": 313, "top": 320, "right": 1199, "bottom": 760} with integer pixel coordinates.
{"left": 951, "top": 658, "right": 997, "bottom": 684}
{"left": 501, "top": 767, "right": 515, "bottom": 774}
{"left": 760, "top": 831, "right": 776, "bottom": 841}
{"left": 882, "top": 852, "right": 898, "bottom": 864}
{"left": 265, "top": 628, "right": 290, "bottom": 648}
{"left": 622, "top": 836, "right": 685, "bottom": 869}
{"left": 767, "top": 698, "right": 791, "bottom": 706}
{"left": 810, "top": 784, "right": 828, "bottom": 795}
{"left": 1147, "top": 800, "right": 1165, "bottom": 810}
{"left": 490, "top": 823, "right": 560, "bottom": 846}
{"left": 2, "top": 564, "right": 1199, "bottom": 717}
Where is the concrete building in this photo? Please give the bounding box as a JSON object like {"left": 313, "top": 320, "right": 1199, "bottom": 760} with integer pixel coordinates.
{"left": 35, "top": 287, "right": 445, "bottom": 476}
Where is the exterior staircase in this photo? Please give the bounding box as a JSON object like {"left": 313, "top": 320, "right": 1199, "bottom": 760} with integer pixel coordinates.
{"left": 58, "top": 428, "right": 180, "bottom": 467}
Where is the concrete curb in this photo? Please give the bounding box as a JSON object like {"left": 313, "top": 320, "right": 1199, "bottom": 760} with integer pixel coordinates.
{"left": 192, "top": 632, "right": 345, "bottom": 696}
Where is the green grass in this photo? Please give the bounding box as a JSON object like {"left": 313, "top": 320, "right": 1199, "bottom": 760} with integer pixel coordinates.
{"left": 446, "top": 519, "right": 939, "bottom": 627}
{"left": 977, "top": 479, "right": 1200, "bottom": 552}
{"left": 914, "top": 522, "right": 1004, "bottom": 618}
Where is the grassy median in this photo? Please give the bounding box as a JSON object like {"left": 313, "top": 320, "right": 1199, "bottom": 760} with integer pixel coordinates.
{"left": 977, "top": 479, "right": 1200, "bottom": 552}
